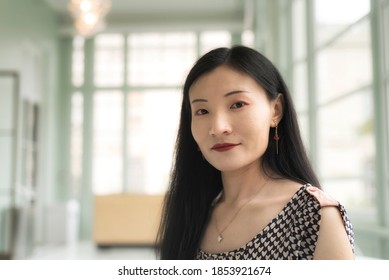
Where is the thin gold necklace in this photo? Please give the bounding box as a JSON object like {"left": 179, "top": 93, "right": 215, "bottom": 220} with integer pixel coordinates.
{"left": 214, "top": 179, "right": 268, "bottom": 243}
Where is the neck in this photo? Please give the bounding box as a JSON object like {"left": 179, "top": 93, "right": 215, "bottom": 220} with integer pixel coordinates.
{"left": 221, "top": 162, "right": 269, "bottom": 206}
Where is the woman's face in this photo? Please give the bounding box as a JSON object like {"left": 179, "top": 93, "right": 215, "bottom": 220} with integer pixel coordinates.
{"left": 189, "top": 65, "right": 282, "bottom": 173}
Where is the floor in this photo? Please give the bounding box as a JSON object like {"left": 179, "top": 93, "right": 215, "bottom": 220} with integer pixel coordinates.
{"left": 23, "top": 241, "right": 376, "bottom": 260}
{"left": 27, "top": 241, "right": 157, "bottom": 260}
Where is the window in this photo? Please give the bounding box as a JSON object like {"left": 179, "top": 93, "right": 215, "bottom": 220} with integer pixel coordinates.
{"left": 289, "top": 0, "right": 389, "bottom": 259}
{"left": 126, "top": 90, "right": 182, "bottom": 194}
{"left": 128, "top": 33, "right": 196, "bottom": 86}
{"left": 316, "top": 21, "right": 372, "bottom": 105}
{"left": 292, "top": 0, "right": 307, "bottom": 62}
{"left": 200, "top": 31, "right": 232, "bottom": 54}
{"left": 94, "top": 34, "right": 124, "bottom": 87}
{"left": 314, "top": 0, "right": 370, "bottom": 47}
{"left": 93, "top": 91, "right": 123, "bottom": 195}
{"left": 70, "top": 31, "right": 232, "bottom": 195}
{"left": 314, "top": 3, "right": 374, "bottom": 211}
{"left": 70, "top": 92, "right": 83, "bottom": 197}
{"left": 72, "top": 36, "right": 84, "bottom": 87}
{"left": 318, "top": 90, "right": 375, "bottom": 210}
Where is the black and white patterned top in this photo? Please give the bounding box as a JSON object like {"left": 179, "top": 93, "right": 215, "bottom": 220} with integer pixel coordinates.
{"left": 195, "top": 184, "right": 354, "bottom": 260}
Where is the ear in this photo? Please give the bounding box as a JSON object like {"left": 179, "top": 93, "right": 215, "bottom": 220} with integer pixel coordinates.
{"left": 271, "top": 93, "right": 284, "bottom": 126}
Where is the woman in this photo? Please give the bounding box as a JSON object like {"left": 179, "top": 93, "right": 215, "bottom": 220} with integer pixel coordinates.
{"left": 156, "top": 45, "right": 354, "bottom": 260}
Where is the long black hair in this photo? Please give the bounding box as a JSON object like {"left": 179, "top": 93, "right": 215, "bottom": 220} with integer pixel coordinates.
{"left": 156, "top": 45, "right": 320, "bottom": 259}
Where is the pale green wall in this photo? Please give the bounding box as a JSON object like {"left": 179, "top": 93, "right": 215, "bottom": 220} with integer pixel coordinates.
{"left": 0, "top": 0, "right": 62, "bottom": 247}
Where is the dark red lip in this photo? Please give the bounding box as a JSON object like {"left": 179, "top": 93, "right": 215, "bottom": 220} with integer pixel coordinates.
{"left": 211, "top": 143, "right": 240, "bottom": 152}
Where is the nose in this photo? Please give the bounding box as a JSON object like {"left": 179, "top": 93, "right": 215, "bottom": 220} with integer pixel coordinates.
{"left": 209, "top": 113, "right": 232, "bottom": 136}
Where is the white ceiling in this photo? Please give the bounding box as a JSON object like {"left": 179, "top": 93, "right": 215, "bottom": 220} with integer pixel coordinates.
{"left": 44, "top": 0, "right": 247, "bottom": 31}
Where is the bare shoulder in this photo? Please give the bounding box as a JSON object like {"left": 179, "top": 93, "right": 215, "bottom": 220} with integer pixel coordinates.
{"left": 303, "top": 186, "right": 354, "bottom": 259}
{"left": 274, "top": 181, "right": 354, "bottom": 259}
{"left": 313, "top": 206, "right": 354, "bottom": 259}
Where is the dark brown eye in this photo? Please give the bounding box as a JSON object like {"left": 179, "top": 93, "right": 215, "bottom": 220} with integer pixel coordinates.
{"left": 195, "top": 109, "right": 208, "bottom": 115}
{"left": 231, "top": 102, "right": 247, "bottom": 109}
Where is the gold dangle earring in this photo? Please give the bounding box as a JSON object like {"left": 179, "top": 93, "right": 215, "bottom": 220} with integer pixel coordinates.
{"left": 273, "top": 120, "right": 279, "bottom": 155}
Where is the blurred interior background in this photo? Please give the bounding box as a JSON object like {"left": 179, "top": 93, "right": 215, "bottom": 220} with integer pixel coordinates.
{"left": 0, "top": 0, "right": 388, "bottom": 260}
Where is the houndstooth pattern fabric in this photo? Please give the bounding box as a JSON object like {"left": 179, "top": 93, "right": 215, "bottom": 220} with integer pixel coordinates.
{"left": 196, "top": 184, "right": 355, "bottom": 260}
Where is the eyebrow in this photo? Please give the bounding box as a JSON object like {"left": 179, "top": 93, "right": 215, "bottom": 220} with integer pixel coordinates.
{"left": 191, "top": 90, "right": 249, "bottom": 104}
{"left": 191, "top": 98, "right": 208, "bottom": 104}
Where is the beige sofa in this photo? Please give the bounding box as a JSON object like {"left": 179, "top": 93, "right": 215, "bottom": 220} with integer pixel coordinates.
{"left": 93, "top": 194, "right": 164, "bottom": 246}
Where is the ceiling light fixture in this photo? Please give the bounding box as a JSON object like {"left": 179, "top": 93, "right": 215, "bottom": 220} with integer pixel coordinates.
{"left": 68, "top": 0, "right": 112, "bottom": 37}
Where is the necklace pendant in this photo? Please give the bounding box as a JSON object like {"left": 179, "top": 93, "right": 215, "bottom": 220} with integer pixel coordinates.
{"left": 217, "top": 234, "right": 223, "bottom": 243}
